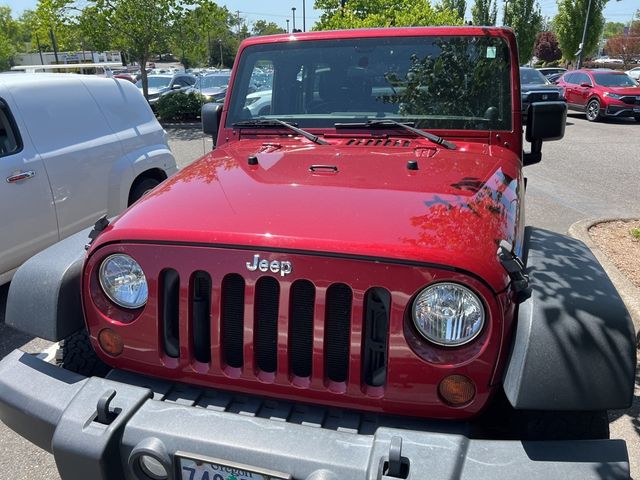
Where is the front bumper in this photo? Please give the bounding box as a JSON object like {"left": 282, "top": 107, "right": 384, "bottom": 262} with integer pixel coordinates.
{"left": 604, "top": 103, "right": 640, "bottom": 117}
{"left": 0, "top": 349, "right": 630, "bottom": 480}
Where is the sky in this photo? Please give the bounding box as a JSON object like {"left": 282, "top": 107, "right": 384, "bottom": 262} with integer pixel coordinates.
{"left": 4, "top": 0, "right": 638, "bottom": 29}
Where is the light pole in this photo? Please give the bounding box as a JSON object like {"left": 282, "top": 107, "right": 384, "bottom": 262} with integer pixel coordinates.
{"left": 218, "top": 39, "right": 223, "bottom": 68}
{"left": 302, "top": 0, "right": 306, "bottom": 32}
{"left": 286, "top": 19, "right": 290, "bottom": 33}
{"left": 575, "top": 0, "right": 593, "bottom": 69}
{"left": 292, "top": 7, "right": 296, "bottom": 32}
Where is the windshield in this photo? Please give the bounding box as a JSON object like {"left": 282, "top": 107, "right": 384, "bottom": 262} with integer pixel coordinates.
{"left": 593, "top": 73, "right": 637, "bottom": 87}
{"left": 520, "top": 68, "right": 549, "bottom": 85}
{"left": 227, "top": 36, "right": 512, "bottom": 131}
{"left": 137, "top": 77, "right": 171, "bottom": 89}
{"left": 198, "top": 74, "right": 230, "bottom": 89}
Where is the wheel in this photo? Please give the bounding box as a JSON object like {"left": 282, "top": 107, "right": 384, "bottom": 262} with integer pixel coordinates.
{"left": 586, "top": 99, "right": 601, "bottom": 122}
{"left": 56, "top": 329, "right": 110, "bottom": 377}
{"left": 128, "top": 177, "right": 160, "bottom": 205}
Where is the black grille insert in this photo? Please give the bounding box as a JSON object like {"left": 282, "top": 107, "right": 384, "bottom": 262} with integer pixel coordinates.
{"left": 289, "top": 280, "right": 315, "bottom": 377}
{"left": 255, "top": 277, "right": 280, "bottom": 373}
{"left": 160, "top": 269, "right": 180, "bottom": 358}
{"left": 221, "top": 274, "right": 245, "bottom": 368}
{"left": 192, "top": 271, "right": 211, "bottom": 363}
{"left": 325, "top": 283, "right": 352, "bottom": 383}
{"left": 362, "top": 288, "right": 391, "bottom": 387}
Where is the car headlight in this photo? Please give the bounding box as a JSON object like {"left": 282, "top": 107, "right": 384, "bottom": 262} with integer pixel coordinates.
{"left": 412, "top": 283, "right": 484, "bottom": 347}
{"left": 99, "top": 254, "right": 148, "bottom": 309}
{"left": 603, "top": 92, "right": 622, "bottom": 99}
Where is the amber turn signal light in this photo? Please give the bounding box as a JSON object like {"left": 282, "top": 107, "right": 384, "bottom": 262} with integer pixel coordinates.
{"left": 98, "top": 328, "right": 124, "bottom": 356}
{"left": 438, "top": 374, "right": 476, "bottom": 406}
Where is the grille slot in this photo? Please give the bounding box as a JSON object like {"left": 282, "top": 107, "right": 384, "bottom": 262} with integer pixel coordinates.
{"left": 362, "top": 288, "right": 391, "bottom": 387}
{"left": 160, "top": 269, "right": 180, "bottom": 358}
{"left": 221, "top": 274, "right": 245, "bottom": 368}
{"left": 255, "top": 277, "right": 280, "bottom": 373}
{"left": 192, "top": 271, "right": 211, "bottom": 363}
{"left": 289, "top": 280, "right": 315, "bottom": 378}
{"left": 325, "top": 283, "right": 353, "bottom": 383}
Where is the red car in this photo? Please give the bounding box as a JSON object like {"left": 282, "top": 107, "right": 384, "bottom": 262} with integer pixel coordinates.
{"left": 557, "top": 68, "right": 640, "bottom": 121}
{"left": 0, "top": 27, "right": 636, "bottom": 479}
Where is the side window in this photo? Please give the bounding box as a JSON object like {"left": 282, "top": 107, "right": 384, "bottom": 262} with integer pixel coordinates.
{"left": 244, "top": 61, "right": 273, "bottom": 117}
{"left": 174, "top": 77, "right": 189, "bottom": 87}
{"left": 577, "top": 73, "right": 592, "bottom": 86}
{"left": 0, "top": 99, "right": 22, "bottom": 157}
{"left": 563, "top": 73, "right": 575, "bottom": 84}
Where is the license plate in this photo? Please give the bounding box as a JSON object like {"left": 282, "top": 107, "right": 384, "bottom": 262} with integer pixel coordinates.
{"left": 178, "top": 453, "right": 291, "bottom": 480}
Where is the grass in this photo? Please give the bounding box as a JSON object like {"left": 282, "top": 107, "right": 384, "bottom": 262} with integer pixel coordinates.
{"left": 630, "top": 227, "right": 640, "bottom": 241}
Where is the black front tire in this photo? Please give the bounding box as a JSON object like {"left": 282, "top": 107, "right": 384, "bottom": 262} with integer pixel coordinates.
{"left": 586, "top": 99, "right": 602, "bottom": 122}
{"left": 128, "top": 177, "right": 161, "bottom": 205}
{"left": 56, "top": 329, "right": 110, "bottom": 377}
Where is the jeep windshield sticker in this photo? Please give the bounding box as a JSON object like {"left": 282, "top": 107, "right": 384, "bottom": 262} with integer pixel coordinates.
{"left": 486, "top": 46, "right": 497, "bottom": 59}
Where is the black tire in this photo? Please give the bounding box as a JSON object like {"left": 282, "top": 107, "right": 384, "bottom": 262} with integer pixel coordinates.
{"left": 128, "top": 177, "right": 160, "bottom": 206}
{"left": 586, "top": 98, "right": 602, "bottom": 122}
{"left": 56, "top": 329, "right": 110, "bottom": 377}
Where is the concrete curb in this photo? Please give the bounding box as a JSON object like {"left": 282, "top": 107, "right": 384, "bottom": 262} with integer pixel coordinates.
{"left": 568, "top": 218, "right": 640, "bottom": 340}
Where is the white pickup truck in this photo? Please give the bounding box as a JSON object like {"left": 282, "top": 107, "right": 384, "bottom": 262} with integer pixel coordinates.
{"left": 0, "top": 73, "right": 177, "bottom": 285}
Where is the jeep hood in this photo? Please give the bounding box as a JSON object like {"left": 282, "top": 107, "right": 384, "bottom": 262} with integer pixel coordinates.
{"left": 96, "top": 140, "right": 521, "bottom": 291}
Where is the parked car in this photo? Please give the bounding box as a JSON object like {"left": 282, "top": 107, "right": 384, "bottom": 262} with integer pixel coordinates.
{"left": 519, "top": 67, "right": 565, "bottom": 118}
{"left": 556, "top": 68, "right": 640, "bottom": 121}
{"left": 1, "top": 26, "right": 636, "bottom": 480}
{"left": 625, "top": 66, "right": 640, "bottom": 81}
{"left": 136, "top": 73, "right": 196, "bottom": 107}
{"left": 537, "top": 67, "right": 567, "bottom": 78}
{"left": 189, "top": 71, "right": 231, "bottom": 102}
{"left": 244, "top": 88, "right": 272, "bottom": 116}
{"left": 0, "top": 74, "right": 177, "bottom": 285}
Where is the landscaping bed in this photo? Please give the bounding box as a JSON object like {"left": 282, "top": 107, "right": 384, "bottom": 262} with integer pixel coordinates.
{"left": 590, "top": 219, "right": 640, "bottom": 290}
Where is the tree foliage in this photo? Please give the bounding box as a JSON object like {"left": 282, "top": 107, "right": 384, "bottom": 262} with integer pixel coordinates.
{"left": 605, "top": 11, "right": 640, "bottom": 66}
{"left": 31, "top": 0, "right": 77, "bottom": 53}
{"left": 534, "top": 31, "right": 562, "bottom": 63}
{"left": 471, "top": 0, "right": 497, "bottom": 26}
{"left": 503, "top": 0, "right": 542, "bottom": 64}
{"left": 553, "top": 0, "right": 606, "bottom": 63}
{"left": 313, "top": 0, "right": 462, "bottom": 30}
{"left": 0, "top": 7, "right": 20, "bottom": 70}
{"left": 602, "top": 21, "right": 625, "bottom": 40}
{"left": 252, "top": 20, "right": 285, "bottom": 36}
{"left": 440, "top": 0, "right": 466, "bottom": 21}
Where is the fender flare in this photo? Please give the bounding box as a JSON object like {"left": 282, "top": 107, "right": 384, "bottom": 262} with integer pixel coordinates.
{"left": 503, "top": 227, "right": 636, "bottom": 410}
{"left": 6, "top": 227, "right": 92, "bottom": 341}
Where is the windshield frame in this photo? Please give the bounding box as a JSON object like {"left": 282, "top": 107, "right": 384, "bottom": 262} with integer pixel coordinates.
{"left": 226, "top": 34, "right": 514, "bottom": 133}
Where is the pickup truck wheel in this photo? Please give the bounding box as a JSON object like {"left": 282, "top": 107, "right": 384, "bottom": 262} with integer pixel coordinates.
{"left": 586, "top": 99, "right": 601, "bottom": 122}
{"left": 128, "top": 177, "right": 160, "bottom": 205}
{"left": 56, "top": 330, "right": 110, "bottom": 377}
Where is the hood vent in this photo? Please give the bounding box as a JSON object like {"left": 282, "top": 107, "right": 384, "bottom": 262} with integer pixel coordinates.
{"left": 345, "top": 138, "right": 412, "bottom": 148}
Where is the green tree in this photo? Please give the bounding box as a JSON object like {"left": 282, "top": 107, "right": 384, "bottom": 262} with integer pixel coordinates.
{"left": 76, "top": 6, "right": 113, "bottom": 53}
{"left": 553, "top": 0, "right": 606, "bottom": 64}
{"left": 252, "top": 20, "right": 285, "bottom": 36}
{"left": 602, "top": 21, "right": 625, "bottom": 40}
{"left": 32, "top": 0, "right": 78, "bottom": 54}
{"left": 504, "top": 0, "right": 542, "bottom": 64}
{"left": 0, "top": 7, "right": 20, "bottom": 70}
{"left": 89, "top": 0, "right": 186, "bottom": 97}
{"left": 471, "top": 0, "right": 497, "bottom": 26}
{"left": 440, "top": 0, "right": 466, "bottom": 20}
{"left": 314, "top": 0, "right": 462, "bottom": 29}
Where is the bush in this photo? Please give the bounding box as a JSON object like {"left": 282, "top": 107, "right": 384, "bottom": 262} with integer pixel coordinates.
{"left": 155, "top": 91, "right": 212, "bottom": 122}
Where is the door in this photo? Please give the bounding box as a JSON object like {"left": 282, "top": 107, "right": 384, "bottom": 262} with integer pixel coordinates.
{"left": 0, "top": 96, "right": 58, "bottom": 281}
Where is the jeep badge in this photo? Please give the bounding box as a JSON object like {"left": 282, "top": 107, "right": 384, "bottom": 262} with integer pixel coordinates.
{"left": 246, "top": 254, "right": 292, "bottom": 277}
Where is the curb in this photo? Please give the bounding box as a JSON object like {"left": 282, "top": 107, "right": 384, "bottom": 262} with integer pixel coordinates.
{"left": 568, "top": 218, "right": 640, "bottom": 340}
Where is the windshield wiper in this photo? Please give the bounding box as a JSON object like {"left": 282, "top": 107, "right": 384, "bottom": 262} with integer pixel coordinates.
{"left": 233, "top": 119, "right": 329, "bottom": 145}
{"left": 335, "top": 120, "right": 457, "bottom": 150}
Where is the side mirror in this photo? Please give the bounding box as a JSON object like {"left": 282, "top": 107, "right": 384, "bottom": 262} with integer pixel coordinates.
{"left": 202, "top": 102, "right": 223, "bottom": 142}
{"left": 580, "top": 82, "right": 591, "bottom": 88}
{"left": 171, "top": 84, "right": 183, "bottom": 90}
{"left": 523, "top": 101, "right": 567, "bottom": 166}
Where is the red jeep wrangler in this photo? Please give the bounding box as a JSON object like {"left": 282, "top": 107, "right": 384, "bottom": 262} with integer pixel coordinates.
{"left": 1, "top": 27, "right": 636, "bottom": 480}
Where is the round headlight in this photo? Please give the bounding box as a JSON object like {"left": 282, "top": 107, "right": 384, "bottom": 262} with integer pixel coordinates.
{"left": 99, "top": 254, "right": 148, "bottom": 309}
{"left": 412, "top": 283, "right": 484, "bottom": 347}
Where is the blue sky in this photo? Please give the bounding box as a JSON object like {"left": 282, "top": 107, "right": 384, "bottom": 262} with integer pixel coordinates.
{"left": 5, "top": 0, "right": 638, "bottom": 28}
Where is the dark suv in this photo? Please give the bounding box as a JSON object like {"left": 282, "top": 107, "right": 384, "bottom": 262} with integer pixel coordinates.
{"left": 557, "top": 69, "right": 640, "bottom": 121}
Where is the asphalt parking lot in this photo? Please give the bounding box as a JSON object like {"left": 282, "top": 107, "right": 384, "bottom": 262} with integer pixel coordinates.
{"left": 0, "top": 114, "right": 638, "bottom": 479}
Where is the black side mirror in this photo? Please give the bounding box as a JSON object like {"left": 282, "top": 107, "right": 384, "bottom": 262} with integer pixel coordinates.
{"left": 202, "top": 103, "right": 223, "bottom": 142}
{"left": 580, "top": 82, "right": 591, "bottom": 88}
{"left": 523, "top": 101, "right": 567, "bottom": 166}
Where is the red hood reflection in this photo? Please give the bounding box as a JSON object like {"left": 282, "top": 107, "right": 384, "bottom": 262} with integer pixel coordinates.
{"left": 94, "top": 138, "right": 522, "bottom": 291}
